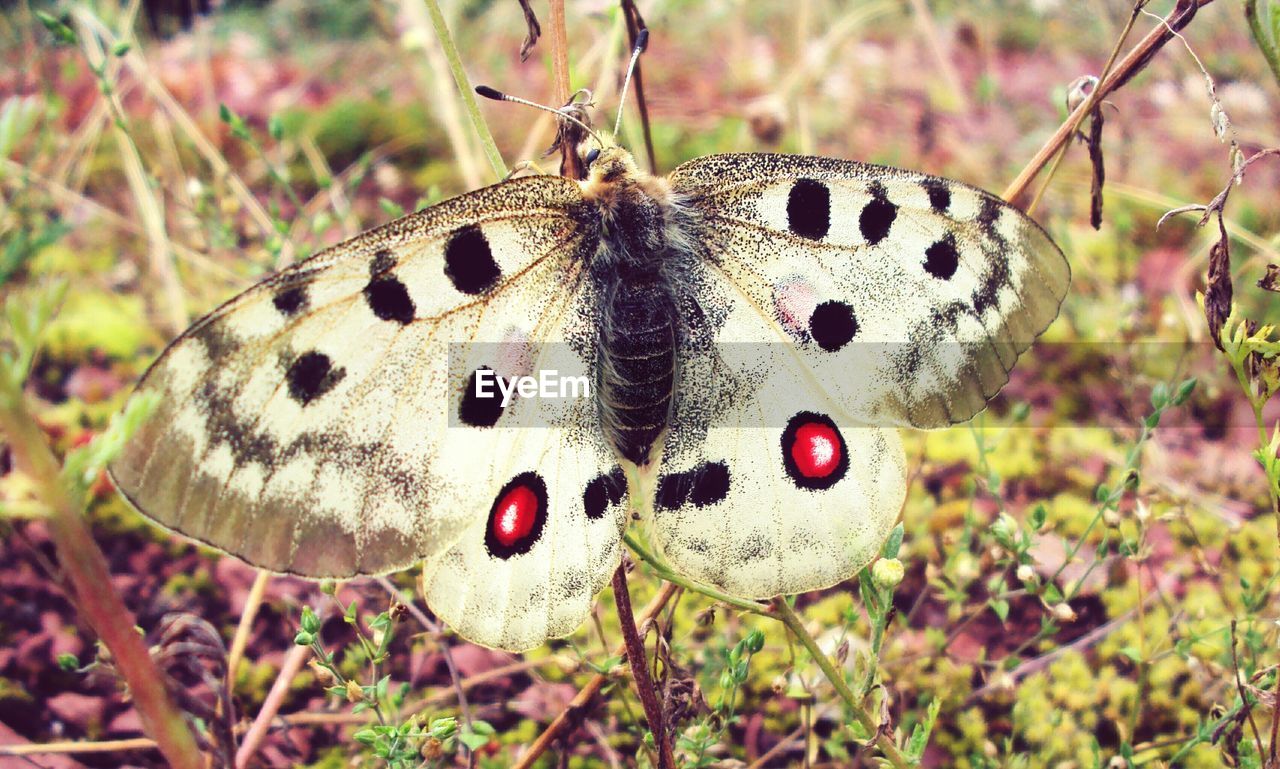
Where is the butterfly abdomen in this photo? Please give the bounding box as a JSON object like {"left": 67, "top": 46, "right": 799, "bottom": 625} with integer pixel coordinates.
{"left": 596, "top": 265, "right": 676, "bottom": 467}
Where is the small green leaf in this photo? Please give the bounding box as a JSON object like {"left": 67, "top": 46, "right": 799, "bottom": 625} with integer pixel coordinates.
{"left": 989, "top": 599, "right": 1009, "bottom": 622}
{"left": 36, "top": 12, "right": 77, "bottom": 45}
{"left": 1150, "top": 381, "right": 1168, "bottom": 409}
{"left": 1173, "top": 377, "right": 1197, "bottom": 405}
{"left": 293, "top": 631, "right": 314, "bottom": 646}
{"left": 56, "top": 653, "right": 79, "bottom": 671}
{"left": 459, "top": 731, "right": 490, "bottom": 751}
{"left": 881, "top": 523, "right": 904, "bottom": 559}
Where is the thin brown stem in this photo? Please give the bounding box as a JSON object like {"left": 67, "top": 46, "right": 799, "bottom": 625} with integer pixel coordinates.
{"left": 548, "top": 0, "right": 572, "bottom": 107}
{"left": 0, "top": 400, "right": 203, "bottom": 769}
{"left": 227, "top": 570, "right": 270, "bottom": 686}
{"left": 0, "top": 737, "right": 160, "bottom": 757}
{"left": 1002, "top": 0, "right": 1214, "bottom": 206}
{"left": 233, "top": 643, "right": 311, "bottom": 769}
{"left": 612, "top": 565, "right": 675, "bottom": 769}
{"left": 513, "top": 582, "right": 679, "bottom": 769}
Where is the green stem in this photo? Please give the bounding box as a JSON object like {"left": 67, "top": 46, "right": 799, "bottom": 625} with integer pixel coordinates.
{"left": 419, "top": 0, "right": 506, "bottom": 181}
{"left": 0, "top": 383, "right": 204, "bottom": 769}
{"left": 1245, "top": 0, "right": 1280, "bottom": 89}
{"left": 772, "top": 599, "right": 911, "bottom": 769}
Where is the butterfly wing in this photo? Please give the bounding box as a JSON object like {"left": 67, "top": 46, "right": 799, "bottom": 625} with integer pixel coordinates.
{"left": 648, "top": 362, "right": 905, "bottom": 598}
{"left": 644, "top": 153, "right": 1068, "bottom": 597}
{"left": 668, "top": 153, "right": 1070, "bottom": 428}
{"left": 110, "top": 175, "right": 628, "bottom": 649}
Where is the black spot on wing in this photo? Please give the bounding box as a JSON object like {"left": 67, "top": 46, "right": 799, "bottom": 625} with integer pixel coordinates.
{"left": 444, "top": 225, "right": 500, "bottom": 295}
{"left": 272, "top": 285, "right": 308, "bottom": 316}
{"left": 808, "top": 301, "right": 858, "bottom": 352}
{"left": 859, "top": 182, "right": 897, "bottom": 246}
{"left": 583, "top": 466, "right": 626, "bottom": 520}
{"left": 924, "top": 233, "right": 960, "bottom": 280}
{"left": 786, "top": 178, "right": 830, "bottom": 240}
{"left": 364, "top": 275, "right": 415, "bottom": 324}
{"left": 458, "top": 367, "right": 503, "bottom": 427}
{"left": 923, "top": 178, "right": 951, "bottom": 213}
{"left": 654, "top": 461, "right": 730, "bottom": 511}
{"left": 285, "top": 350, "right": 345, "bottom": 405}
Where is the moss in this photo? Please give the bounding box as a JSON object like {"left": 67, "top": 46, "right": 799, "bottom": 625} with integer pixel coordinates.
{"left": 42, "top": 290, "right": 151, "bottom": 360}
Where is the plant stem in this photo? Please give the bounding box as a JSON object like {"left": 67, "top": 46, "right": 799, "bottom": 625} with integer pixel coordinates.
{"left": 419, "top": 0, "right": 506, "bottom": 181}
{"left": 548, "top": 0, "right": 572, "bottom": 107}
{"left": 513, "top": 582, "right": 680, "bottom": 769}
{"left": 1003, "top": 0, "right": 1215, "bottom": 205}
{"left": 0, "top": 390, "right": 204, "bottom": 769}
{"left": 1245, "top": 0, "right": 1280, "bottom": 88}
{"left": 623, "top": 533, "right": 910, "bottom": 767}
{"left": 772, "top": 599, "right": 911, "bottom": 769}
{"left": 612, "top": 565, "right": 675, "bottom": 769}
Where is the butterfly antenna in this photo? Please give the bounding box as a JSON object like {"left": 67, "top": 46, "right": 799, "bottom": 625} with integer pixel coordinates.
{"left": 614, "top": 27, "right": 649, "bottom": 136}
{"left": 475, "top": 85, "right": 602, "bottom": 146}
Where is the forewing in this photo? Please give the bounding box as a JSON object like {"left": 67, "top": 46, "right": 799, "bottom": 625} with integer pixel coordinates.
{"left": 109, "top": 175, "right": 614, "bottom": 583}
{"left": 668, "top": 153, "right": 1070, "bottom": 428}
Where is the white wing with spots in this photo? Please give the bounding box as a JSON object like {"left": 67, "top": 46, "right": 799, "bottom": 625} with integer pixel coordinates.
{"left": 110, "top": 175, "right": 628, "bottom": 651}
{"left": 647, "top": 358, "right": 905, "bottom": 598}
{"left": 668, "top": 153, "right": 1070, "bottom": 429}
{"left": 645, "top": 153, "right": 1066, "bottom": 598}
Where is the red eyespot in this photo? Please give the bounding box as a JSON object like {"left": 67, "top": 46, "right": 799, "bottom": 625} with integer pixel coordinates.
{"left": 791, "top": 422, "right": 841, "bottom": 478}
{"left": 492, "top": 485, "right": 538, "bottom": 547}
{"left": 485, "top": 472, "right": 548, "bottom": 559}
{"left": 781, "top": 412, "right": 848, "bottom": 490}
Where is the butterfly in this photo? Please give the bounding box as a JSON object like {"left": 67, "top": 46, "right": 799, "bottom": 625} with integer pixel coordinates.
{"left": 109, "top": 131, "right": 1069, "bottom": 652}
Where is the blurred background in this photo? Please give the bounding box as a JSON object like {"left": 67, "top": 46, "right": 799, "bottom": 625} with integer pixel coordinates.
{"left": 2, "top": 1, "right": 1280, "bottom": 767}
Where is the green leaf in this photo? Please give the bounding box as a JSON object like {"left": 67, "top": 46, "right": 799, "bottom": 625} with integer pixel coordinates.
{"left": 1029, "top": 503, "right": 1047, "bottom": 530}
{"left": 1173, "top": 377, "right": 1198, "bottom": 405}
{"left": 988, "top": 598, "right": 1009, "bottom": 623}
{"left": 379, "top": 198, "right": 405, "bottom": 218}
{"left": 1150, "top": 381, "right": 1169, "bottom": 409}
{"left": 906, "top": 698, "right": 942, "bottom": 759}
{"left": 36, "top": 12, "right": 77, "bottom": 45}
{"left": 881, "top": 523, "right": 904, "bottom": 559}
{"left": 293, "top": 631, "right": 314, "bottom": 646}
{"left": 459, "top": 731, "right": 490, "bottom": 751}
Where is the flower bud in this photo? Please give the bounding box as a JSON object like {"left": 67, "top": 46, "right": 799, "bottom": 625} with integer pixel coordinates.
{"left": 871, "top": 558, "right": 905, "bottom": 590}
{"left": 1051, "top": 603, "right": 1077, "bottom": 623}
